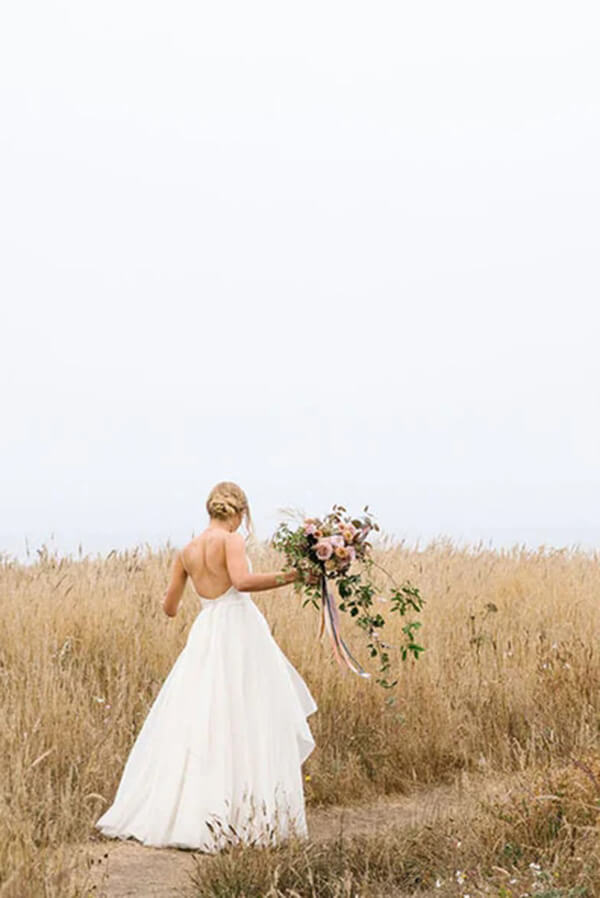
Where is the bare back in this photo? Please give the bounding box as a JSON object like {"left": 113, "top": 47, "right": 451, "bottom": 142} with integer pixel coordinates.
{"left": 164, "top": 528, "right": 299, "bottom": 617}
{"left": 181, "top": 530, "right": 239, "bottom": 600}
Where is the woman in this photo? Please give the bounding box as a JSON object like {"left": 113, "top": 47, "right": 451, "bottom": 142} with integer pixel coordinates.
{"left": 95, "top": 481, "right": 318, "bottom": 851}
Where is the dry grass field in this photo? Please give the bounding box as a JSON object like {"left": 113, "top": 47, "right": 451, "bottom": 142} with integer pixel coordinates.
{"left": 2, "top": 536, "right": 600, "bottom": 896}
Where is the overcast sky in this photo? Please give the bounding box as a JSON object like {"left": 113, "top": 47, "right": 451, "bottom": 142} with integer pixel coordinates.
{"left": 1, "top": 1, "right": 599, "bottom": 563}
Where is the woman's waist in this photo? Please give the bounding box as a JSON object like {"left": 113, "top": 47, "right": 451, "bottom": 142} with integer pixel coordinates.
{"left": 188, "top": 593, "right": 270, "bottom": 639}
{"left": 198, "top": 588, "right": 252, "bottom": 609}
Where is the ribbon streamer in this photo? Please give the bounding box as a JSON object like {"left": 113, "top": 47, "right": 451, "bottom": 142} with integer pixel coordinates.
{"left": 318, "top": 569, "right": 371, "bottom": 678}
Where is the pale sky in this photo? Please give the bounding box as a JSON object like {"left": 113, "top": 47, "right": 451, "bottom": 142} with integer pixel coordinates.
{"left": 1, "top": 1, "right": 599, "bottom": 563}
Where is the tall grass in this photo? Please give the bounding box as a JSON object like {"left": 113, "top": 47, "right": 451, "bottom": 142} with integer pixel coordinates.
{"left": 1, "top": 537, "right": 600, "bottom": 895}
{"left": 190, "top": 755, "right": 600, "bottom": 897}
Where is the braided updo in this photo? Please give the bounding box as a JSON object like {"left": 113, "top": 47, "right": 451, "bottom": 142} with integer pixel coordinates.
{"left": 206, "top": 481, "right": 253, "bottom": 534}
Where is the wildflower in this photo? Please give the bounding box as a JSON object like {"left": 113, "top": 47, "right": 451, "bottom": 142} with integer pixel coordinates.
{"left": 435, "top": 879, "right": 442, "bottom": 889}
{"left": 455, "top": 871, "right": 466, "bottom": 885}
{"left": 93, "top": 696, "right": 106, "bottom": 703}
{"left": 304, "top": 774, "right": 311, "bottom": 781}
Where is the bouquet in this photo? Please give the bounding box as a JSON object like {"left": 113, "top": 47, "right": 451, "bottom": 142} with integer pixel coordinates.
{"left": 271, "top": 504, "right": 425, "bottom": 688}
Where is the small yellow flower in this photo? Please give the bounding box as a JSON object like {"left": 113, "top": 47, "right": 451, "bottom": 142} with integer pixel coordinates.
{"left": 305, "top": 774, "right": 311, "bottom": 781}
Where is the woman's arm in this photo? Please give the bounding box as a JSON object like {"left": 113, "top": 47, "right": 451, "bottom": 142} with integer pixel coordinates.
{"left": 162, "top": 552, "right": 188, "bottom": 617}
{"left": 225, "top": 532, "right": 297, "bottom": 593}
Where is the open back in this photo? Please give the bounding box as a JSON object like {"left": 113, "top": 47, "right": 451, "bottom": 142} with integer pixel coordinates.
{"left": 181, "top": 530, "right": 241, "bottom": 600}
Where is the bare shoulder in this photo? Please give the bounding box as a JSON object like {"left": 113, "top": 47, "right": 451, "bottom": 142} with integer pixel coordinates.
{"left": 179, "top": 541, "right": 190, "bottom": 570}
{"left": 180, "top": 536, "right": 196, "bottom": 557}
{"left": 225, "top": 531, "right": 245, "bottom": 551}
{"left": 180, "top": 535, "right": 202, "bottom": 565}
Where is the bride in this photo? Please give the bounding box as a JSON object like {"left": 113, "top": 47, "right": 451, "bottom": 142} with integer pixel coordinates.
{"left": 95, "top": 481, "right": 318, "bottom": 852}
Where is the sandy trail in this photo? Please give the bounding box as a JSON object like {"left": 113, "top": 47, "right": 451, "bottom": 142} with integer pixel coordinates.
{"left": 76, "top": 776, "right": 504, "bottom": 898}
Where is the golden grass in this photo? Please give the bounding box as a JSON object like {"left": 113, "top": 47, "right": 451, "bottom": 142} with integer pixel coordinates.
{"left": 190, "top": 756, "right": 600, "bottom": 897}
{"left": 1, "top": 537, "right": 600, "bottom": 895}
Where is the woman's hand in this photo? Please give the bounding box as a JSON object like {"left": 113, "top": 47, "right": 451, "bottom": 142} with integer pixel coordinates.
{"left": 280, "top": 566, "right": 321, "bottom": 587}
{"left": 303, "top": 568, "right": 321, "bottom": 586}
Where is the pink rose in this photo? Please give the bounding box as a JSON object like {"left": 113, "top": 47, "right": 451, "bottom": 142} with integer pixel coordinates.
{"left": 346, "top": 545, "right": 356, "bottom": 563}
{"left": 304, "top": 522, "right": 318, "bottom": 536}
{"left": 315, "top": 539, "right": 333, "bottom": 560}
{"left": 329, "top": 534, "right": 345, "bottom": 548}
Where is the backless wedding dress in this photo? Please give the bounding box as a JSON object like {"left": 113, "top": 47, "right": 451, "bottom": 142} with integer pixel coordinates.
{"left": 95, "top": 554, "right": 317, "bottom": 851}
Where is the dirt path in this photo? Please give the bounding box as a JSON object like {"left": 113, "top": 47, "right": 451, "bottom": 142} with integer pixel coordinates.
{"left": 76, "top": 775, "right": 507, "bottom": 898}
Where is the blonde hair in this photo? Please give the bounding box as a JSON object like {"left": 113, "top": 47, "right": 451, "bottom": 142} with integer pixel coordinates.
{"left": 206, "top": 481, "right": 254, "bottom": 536}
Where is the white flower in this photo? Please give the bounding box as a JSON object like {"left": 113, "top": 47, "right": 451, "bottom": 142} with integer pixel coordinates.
{"left": 455, "top": 870, "right": 466, "bottom": 885}
{"left": 435, "top": 879, "right": 442, "bottom": 889}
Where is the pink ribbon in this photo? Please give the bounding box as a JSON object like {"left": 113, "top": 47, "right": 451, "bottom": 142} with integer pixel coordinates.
{"left": 318, "top": 569, "right": 371, "bottom": 678}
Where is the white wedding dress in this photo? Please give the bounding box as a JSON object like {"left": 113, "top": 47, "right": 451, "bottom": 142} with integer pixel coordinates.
{"left": 95, "top": 556, "right": 317, "bottom": 851}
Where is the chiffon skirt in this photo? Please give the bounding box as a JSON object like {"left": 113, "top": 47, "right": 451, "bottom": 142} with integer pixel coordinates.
{"left": 95, "top": 588, "right": 317, "bottom": 851}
